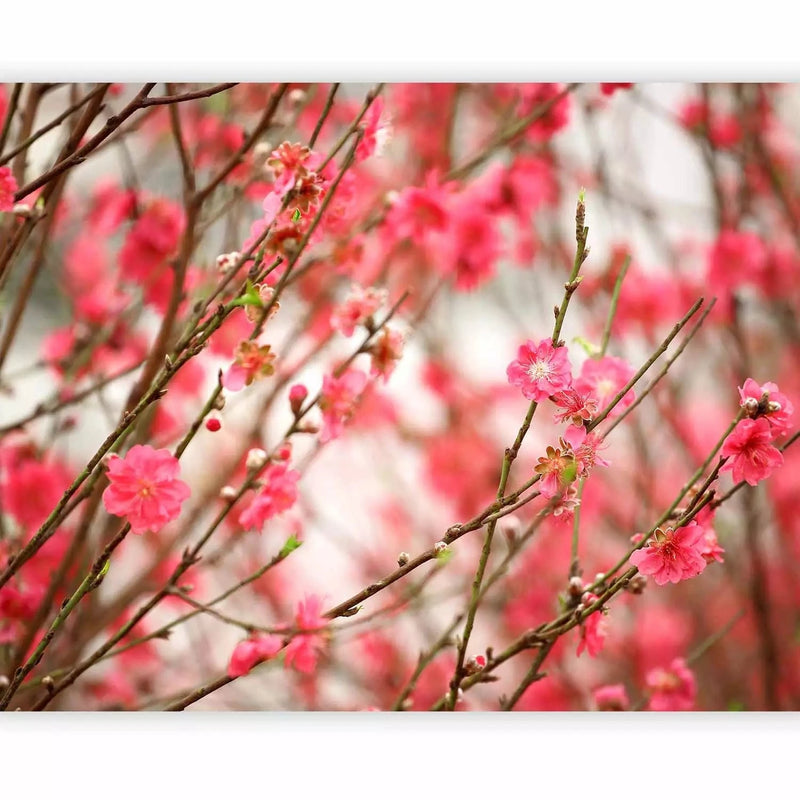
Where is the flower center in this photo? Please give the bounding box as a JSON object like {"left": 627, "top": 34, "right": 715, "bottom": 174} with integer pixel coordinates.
{"left": 527, "top": 360, "right": 552, "bottom": 380}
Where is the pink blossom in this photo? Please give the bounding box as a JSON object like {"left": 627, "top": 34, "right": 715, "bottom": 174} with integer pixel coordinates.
{"left": 436, "top": 193, "right": 503, "bottom": 291}
{"left": 738, "top": 377, "right": 794, "bottom": 436}
{"left": 368, "top": 327, "right": 404, "bottom": 382}
{"left": 552, "top": 387, "right": 598, "bottom": 427}
{"left": 385, "top": 173, "right": 452, "bottom": 246}
{"left": 0, "top": 166, "right": 18, "bottom": 211}
{"left": 356, "top": 97, "right": 392, "bottom": 161}
{"left": 571, "top": 431, "right": 610, "bottom": 476}
{"left": 87, "top": 180, "right": 136, "bottom": 234}
{"left": 102, "top": 445, "right": 191, "bottom": 534}
{"left": 593, "top": 684, "right": 630, "bottom": 710}
{"left": 646, "top": 658, "right": 697, "bottom": 711}
{"left": 118, "top": 197, "right": 185, "bottom": 284}
{"left": 574, "top": 355, "right": 635, "bottom": 417}
{"left": 518, "top": 84, "right": 571, "bottom": 142}
{"left": 228, "top": 634, "right": 283, "bottom": 678}
{"left": 694, "top": 507, "right": 725, "bottom": 564}
{"left": 284, "top": 595, "right": 327, "bottom": 674}
{"left": 222, "top": 341, "right": 277, "bottom": 392}
{"left": 629, "top": 522, "right": 708, "bottom": 586}
{"left": 239, "top": 462, "right": 301, "bottom": 531}
{"left": 331, "top": 284, "right": 387, "bottom": 337}
{"left": 720, "top": 417, "right": 784, "bottom": 486}
{"left": 3, "top": 458, "right": 70, "bottom": 532}
{"left": 506, "top": 339, "right": 572, "bottom": 402}
{"left": 576, "top": 593, "right": 607, "bottom": 658}
{"left": 534, "top": 445, "right": 575, "bottom": 498}
{"left": 707, "top": 229, "right": 768, "bottom": 294}
{"left": 267, "top": 141, "right": 312, "bottom": 195}
{"left": 319, "top": 368, "right": 368, "bottom": 443}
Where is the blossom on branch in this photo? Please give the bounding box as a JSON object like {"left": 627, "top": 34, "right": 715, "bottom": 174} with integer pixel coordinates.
{"left": 102, "top": 445, "right": 191, "bottom": 534}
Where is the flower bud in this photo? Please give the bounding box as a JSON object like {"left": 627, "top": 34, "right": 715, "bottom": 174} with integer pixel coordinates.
{"left": 220, "top": 485, "right": 238, "bottom": 501}
{"left": 465, "top": 655, "right": 487, "bottom": 675}
{"left": 626, "top": 574, "right": 648, "bottom": 595}
{"left": 289, "top": 383, "right": 308, "bottom": 416}
{"left": 216, "top": 252, "right": 241, "bottom": 274}
{"left": 568, "top": 576, "right": 584, "bottom": 597}
{"left": 768, "top": 401, "right": 782, "bottom": 413}
{"left": 433, "top": 541, "right": 448, "bottom": 555}
{"left": 742, "top": 396, "right": 759, "bottom": 414}
{"left": 205, "top": 416, "right": 222, "bottom": 432}
{"left": 246, "top": 448, "right": 268, "bottom": 470}
{"left": 498, "top": 514, "right": 521, "bottom": 544}
{"left": 397, "top": 552, "right": 410, "bottom": 567}
{"left": 253, "top": 141, "right": 272, "bottom": 160}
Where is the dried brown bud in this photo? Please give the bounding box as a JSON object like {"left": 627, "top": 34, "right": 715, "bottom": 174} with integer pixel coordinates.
{"left": 626, "top": 574, "right": 648, "bottom": 595}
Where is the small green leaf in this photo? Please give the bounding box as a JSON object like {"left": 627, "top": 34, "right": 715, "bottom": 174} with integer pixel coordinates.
{"left": 572, "top": 336, "right": 600, "bottom": 357}
{"left": 291, "top": 208, "right": 301, "bottom": 223}
{"left": 230, "top": 280, "right": 263, "bottom": 309}
{"left": 435, "top": 547, "right": 454, "bottom": 565}
{"left": 561, "top": 459, "right": 578, "bottom": 486}
{"left": 279, "top": 534, "right": 303, "bottom": 558}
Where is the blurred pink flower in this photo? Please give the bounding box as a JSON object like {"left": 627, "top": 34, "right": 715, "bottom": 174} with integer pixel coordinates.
{"left": 228, "top": 635, "right": 283, "bottom": 678}
{"left": 646, "top": 658, "right": 697, "bottom": 711}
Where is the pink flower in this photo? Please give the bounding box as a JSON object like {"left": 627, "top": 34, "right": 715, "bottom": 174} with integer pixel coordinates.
{"left": 385, "top": 173, "right": 452, "bottom": 246}
{"left": 436, "top": 192, "right": 503, "bottom": 291}
{"left": 356, "top": 97, "right": 392, "bottom": 161}
{"left": 629, "top": 522, "right": 708, "bottom": 586}
{"left": 267, "top": 141, "right": 312, "bottom": 195}
{"left": 552, "top": 387, "right": 598, "bottom": 427}
{"left": 319, "top": 368, "right": 368, "bottom": 443}
{"left": 228, "top": 634, "right": 283, "bottom": 678}
{"left": 222, "top": 341, "right": 277, "bottom": 392}
{"left": 331, "top": 284, "right": 387, "bottom": 337}
{"left": 0, "top": 166, "right": 18, "bottom": 212}
{"left": 506, "top": 339, "right": 572, "bottom": 402}
{"left": 707, "top": 229, "right": 768, "bottom": 295}
{"left": 646, "top": 658, "right": 696, "bottom": 711}
{"left": 576, "top": 593, "right": 607, "bottom": 658}
{"left": 118, "top": 197, "right": 185, "bottom": 284}
{"left": 738, "top": 377, "right": 794, "bottom": 436}
{"left": 239, "top": 462, "right": 300, "bottom": 531}
{"left": 694, "top": 507, "right": 725, "bottom": 565}
{"left": 720, "top": 417, "right": 784, "bottom": 486}
{"left": 284, "top": 595, "right": 327, "bottom": 674}
{"left": 102, "top": 445, "right": 191, "bottom": 534}
{"left": 3, "top": 458, "right": 70, "bottom": 532}
{"left": 518, "top": 84, "right": 571, "bottom": 142}
{"left": 534, "top": 445, "right": 575, "bottom": 499}
{"left": 571, "top": 430, "right": 610, "bottom": 476}
{"left": 368, "top": 327, "right": 404, "bottom": 382}
{"left": 574, "top": 355, "right": 635, "bottom": 418}
{"left": 593, "top": 684, "right": 629, "bottom": 710}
